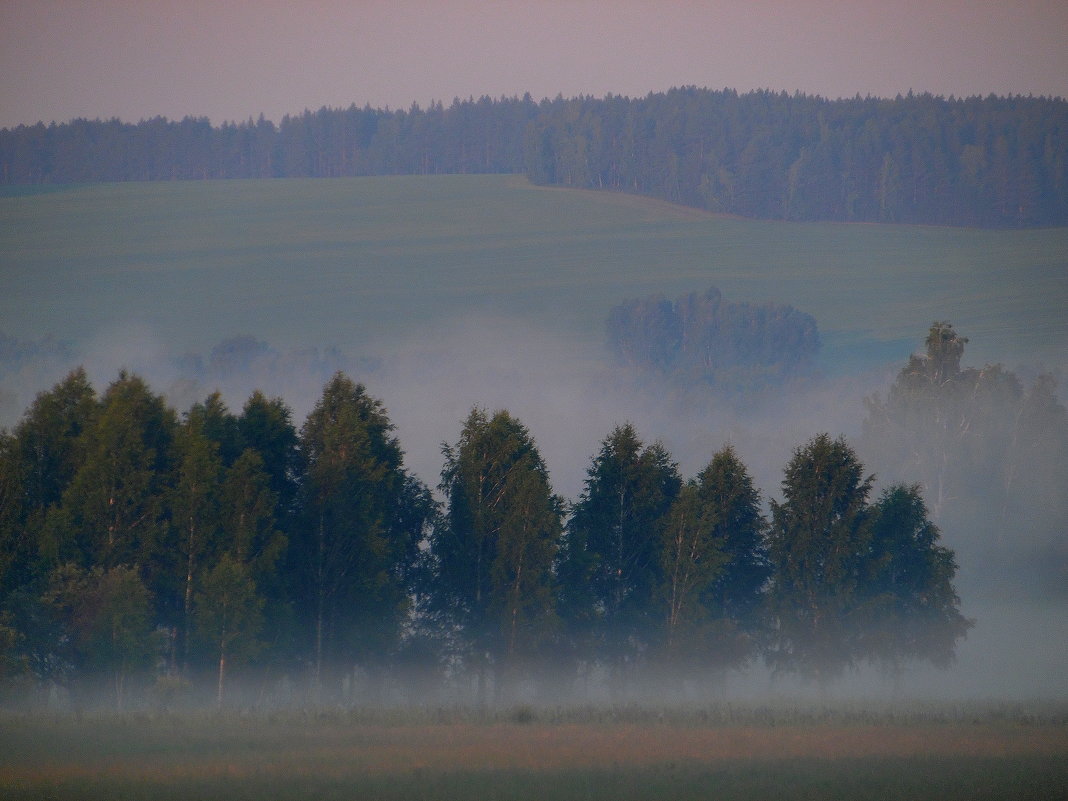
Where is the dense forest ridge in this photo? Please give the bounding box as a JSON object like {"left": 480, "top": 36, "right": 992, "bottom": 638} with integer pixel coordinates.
{"left": 3, "top": 88, "right": 1066, "bottom": 227}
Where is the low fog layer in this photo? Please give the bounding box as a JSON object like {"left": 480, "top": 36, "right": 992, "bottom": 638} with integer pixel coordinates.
{"left": 1, "top": 318, "right": 893, "bottom": 502}
{"left": 2, "top": 314, "right": 1065, "bottom": 702}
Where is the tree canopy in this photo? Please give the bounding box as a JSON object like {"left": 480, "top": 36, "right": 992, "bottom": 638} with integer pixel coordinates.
{"left": 429, "top": 409, "right": 562, "bottom": 702}
{"left": 862, "top": 322, "right": 1068, "bottom": 593}
{"left": 607, "top": 287, "right": 820, "bottom": 393}
{"left": 0, "top": 358, "right": 983, "bottom": 707}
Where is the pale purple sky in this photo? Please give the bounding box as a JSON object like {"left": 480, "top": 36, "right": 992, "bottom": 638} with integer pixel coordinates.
{"left": 2, "top": 0, "right": 1067, "bottom": 128}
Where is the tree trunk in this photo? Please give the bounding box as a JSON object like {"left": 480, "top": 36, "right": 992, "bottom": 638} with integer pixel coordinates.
{"left": 217, "top": 646, "right": 227, "bottom": 708}
{"left": 114, "top": 668, "right": 126, "bottom": 712}
{"left": 183, "top": 525, "right": 195, "bottom": 674}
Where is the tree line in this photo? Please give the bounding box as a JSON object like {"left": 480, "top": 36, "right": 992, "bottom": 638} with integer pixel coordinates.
{"left": 607, "top": 286, "right": 820, "bottom": 394}
{"left": 3, "top": 89, "right": 1066, "bottom": 227}
{"left": 1, "top": 368, "right": 970, "bottom": 709}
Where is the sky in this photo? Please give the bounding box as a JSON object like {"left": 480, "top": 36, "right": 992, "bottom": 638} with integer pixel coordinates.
{"left": 2, "top": 0, "right": 1067, "bottom": 129}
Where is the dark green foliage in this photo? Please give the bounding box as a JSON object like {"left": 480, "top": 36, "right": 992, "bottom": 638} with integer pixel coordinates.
{"left": 564, "top": 424, "right": 681, "bottom": 677}
{"left": 861, "top": 485, "right": 972, "bottom": 673}
{"left": 237, "top": 391, "right": 299, "bottom": 520}
{"left": 165, "top": 420, "right": 223, "bottom": 673}
{"left": 0, "top": 369, "right": 433, "bottom": 703}
{"left": 44, "top": 563, "right": 156, "bottom": 708}
{"left": 0, "top": 432, "right": 25, "bottom": 596}
{"left": 10, "top": 368, "right": 96, "bottom": 516}
{"left": 294, "top": 373, "right": 430, "bottom": 691}
{"left": 431, "top": 409, "right": 561, "bottom": 696}
{"left": 220, "top": 449, "right": 286, "bottom": 590}
{"left": 184, "top": 392, "right": 242, "bottom": 467}
{"left": 527, "top": 89, "right": 1068, "bottom": 227}
{"left": 607, "top": 294, "right": 680, "bottom": 373}
{"left": 766, "top": 434, "right": 969, "bottom": 683}
{"left": 55, "top": 372, "right": 176, "bottom": 571}
{"left": 5, "top": 90, "right": 1064, "bottom": 227}
{"left": 766, "top": 435, "right": 874, "bottom": 682}
{"left": 0, "top": 357, "right": 980, "bottom": 702}
{"left": 0, "top": 94, "right": 540, "bottom": 182}
{"left": 607, "top": 287, "right": 819, "bottom": 392}
{"left": 194, "top": 554, "right": 264, "bottom": 706}
{"left": 692, "top": 450, "right": 769, "bottom": 628}
{"left": 1, "top": 369, "right": 96, "bottom": 588}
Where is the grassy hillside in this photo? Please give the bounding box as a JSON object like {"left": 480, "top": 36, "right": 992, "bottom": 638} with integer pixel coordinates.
{"left": 3, "top": 175, "right": 1066, "bottom": 373}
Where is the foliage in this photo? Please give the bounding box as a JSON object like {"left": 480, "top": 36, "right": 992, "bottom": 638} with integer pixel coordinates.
{"left": 165, "top": 420, "right": 223, "bottom": 673}
{"left": 862, "top": 322, "right": 1068, "bottom": 592}
{"left": 44, "top": 563, "right": 157, "bottom": 708}
{"left": 765, "top": 435, "right": 874, "bottom": 682}
{"left": 1, "top": 369, "right": 96, "bottom": 589}
{"left": 194, "top": 554, "right": 264, "bottom": 706}
{"left": 766, "top": 434, "right": 969, "bottom": 683}
{"left": 860, "top": 485, "right": 972, "bottom": 674}
{"left": 564, "top": 424, "right": 681, "bottom": 677}
{"left": 294, "top": 373, "right": 429, "bottom": 690}
{"left": 660, "top": 447, "right": 768, "bottom": 671}
{"left": 431, "top": 408, "right": 561, "bottom": 697}
{"left": 607, "top": 287, "right": 820, "bottom": 393}
{"left": 54, "top": 372, "right": 175, "bottom": 571}
{"left": 4, "top": 90, "right": 1067, "bottom": 227}
{"left": 0, "top": 354, "right": 983, "bottom": 703}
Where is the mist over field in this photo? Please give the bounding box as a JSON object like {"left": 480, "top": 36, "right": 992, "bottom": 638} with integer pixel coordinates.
{"left": 3, "top": 318, "right": 1065, "bottom": 701}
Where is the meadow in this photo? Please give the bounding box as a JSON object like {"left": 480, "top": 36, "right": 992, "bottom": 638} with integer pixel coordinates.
{"left": 2, "top": 704, "right": 1066, "bottom": 800}
{"left": 2, "top": 175, "right": 1066, "bottom": 373}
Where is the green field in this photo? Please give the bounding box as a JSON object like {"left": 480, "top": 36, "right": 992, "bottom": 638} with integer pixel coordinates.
{"left": 2, "top": 706, "right": 1066, "bottom": 800}
{"left": 2, "top": 175, "right": 1066, "bottom": 372}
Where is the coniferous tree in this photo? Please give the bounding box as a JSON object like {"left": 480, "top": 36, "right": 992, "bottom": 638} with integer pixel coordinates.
{"left": 4, "top": 91, "right": 1067, "bottom": 226}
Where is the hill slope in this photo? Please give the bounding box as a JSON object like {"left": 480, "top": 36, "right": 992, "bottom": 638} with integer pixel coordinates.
{"left": 3, "top": 174, "right": 1066, "bottom": 374}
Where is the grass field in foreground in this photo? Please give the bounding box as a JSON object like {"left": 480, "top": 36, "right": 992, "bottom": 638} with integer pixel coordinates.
{"left": 2, "top": 175, "right": 1066, "bottom": 373}
{"left": 2, "top": 706, "right": 1066, "bottom": 800}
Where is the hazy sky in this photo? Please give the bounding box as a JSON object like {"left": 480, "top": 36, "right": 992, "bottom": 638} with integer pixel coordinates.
{"left": 2, "top": 0, "right": 1067, "bottom": 128}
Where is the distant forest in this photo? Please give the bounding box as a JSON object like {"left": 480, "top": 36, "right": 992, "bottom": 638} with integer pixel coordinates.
{"left": 607, "top": 287, "right": 820, "bottom": 392}
{"left": 3, "top": 88, "right": 1066, "bottom": 227}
